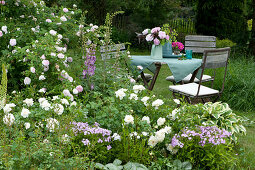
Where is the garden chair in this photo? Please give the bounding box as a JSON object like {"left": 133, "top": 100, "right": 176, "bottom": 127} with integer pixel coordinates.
{"left": 100, "top": 43, "right": 126, "bottom": 60}
{"left": 100, "top": 43, "right": 152, "bottom": 82}
{"left": 166, "top": 35, "right": 216, "bottom": 84}
{"left": 169, "top": 47, "right": 230, "bottom": 104}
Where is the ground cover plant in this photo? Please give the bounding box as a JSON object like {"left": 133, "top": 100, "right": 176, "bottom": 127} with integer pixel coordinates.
{"left": 0, "top": 0, "right": 254, "bottom": 169}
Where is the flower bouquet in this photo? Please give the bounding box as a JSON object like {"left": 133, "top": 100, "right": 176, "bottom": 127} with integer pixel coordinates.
{"left": 142, "top": 27, "right": 171, "bottom": 59}
{"left": 172, "top": 42, "right": 184, "bottom": 55}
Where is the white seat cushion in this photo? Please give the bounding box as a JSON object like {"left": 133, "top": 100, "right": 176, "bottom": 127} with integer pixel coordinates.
{"left": 138, "top": 73, "right": 153, "bottom": 80}
{"left": 169, "top": 83, "right": 219, "bottom": 96}
{"left": 166, "top": 74, "right": 212, "bottom": 83}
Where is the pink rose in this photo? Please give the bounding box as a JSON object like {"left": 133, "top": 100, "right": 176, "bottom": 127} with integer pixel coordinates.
{"left": 76, "top": 85, "right": 83, "bottom": 92}
{"left": 154, "top": 38, "right": 160, "bottom": 45}
{"left": 142, "top": 29, "right": 149, "bottom": 35}
{"left": 151, "top": 27, "right": 160, "bottom": 34}
{"left": 63, "top": 8, "right": 69, "bottom": 13}
{"left": 166, "top": 35, "right": 170, "bottom": 41}
{"left": 9, "top": 39, "right": 16, "bottom": 46}
{"left": 158, "top": 31, "right": 166, "bottom": 39}
{"left": 42, "top": 60, "right": 49, "bottom": 66}
{"left": 145, "top": 34, "right": 154, "bottom": 42}
{"left": 0, "top": 31, "right": 3, "bottom": 37}
{"left": 41, "top": 54, "right": 46, "bottom": 59}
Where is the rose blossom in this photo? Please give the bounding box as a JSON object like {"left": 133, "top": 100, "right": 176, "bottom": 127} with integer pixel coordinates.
{"left": 124, "top": 115, "right": 134, "bottom": 124}
{"left": 10, "top": 39, "right": 17, "bottom": 46}
{"left": 46, "top": 19, "right": 52, "bottom": 23}
{"left": 0, "top": 31, "right": 3, "bottom": 37}
{"left": 49, "top": 30, "right": 57, "bottom": 36}
{"left": 151, "top": 27, "right": 160, "bottom": 34}
{"left": 1, "top": 25, "right": 7, "bottom": 33}
{"left": 24, "top": 77, "right": 31, "bottom": 85}
{"left": 24, "top": 122, "right": 31, "bottom": 129}
{"left": 76, "top": 85, "right": 83, "bottom": 92}
{"left": 142, "top": 29, "right": 149, "bottom": 35}
{"left": 57, "top": 53, "right": 65, "bottom": 59}
{"left": 146, "top": 34, "right": 154, "bottom": 41}
{"left": 60, "top": 16, "right": 67, "bottom": 22}
{"left": 21, "top": 108, "right": 31, "bottom": 118}
{"left": 30, "top": 67, "right": 35, "bottom": 73}
{"left": 3, "top": 113, "right": 15, "bottom": 126}
{"left": 158, "top": 31, "right": 166, "bottom": 39}
{"left": 42, "top": 60, "right": 49, "bottom": 66}
{"left": 63, "top": 8, "right": 68, "bottom": 12}
{"left": 153, "top": 38, "right": 160, "bottom": 45}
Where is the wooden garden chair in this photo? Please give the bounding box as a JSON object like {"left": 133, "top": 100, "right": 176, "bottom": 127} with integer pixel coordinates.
{"left": 169, "top": 47, "right": 230, "bottom": 104}
{"left": 166, "top": 35, "right": 216, "bottom": 84}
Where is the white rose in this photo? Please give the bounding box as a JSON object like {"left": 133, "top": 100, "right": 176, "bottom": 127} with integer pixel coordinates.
{"left": 60, "top": 16, "right": 67, "bottom": 22}
{"left": 155, "top": 130, "right": 165, "bottom": 142}
{"left": 30, "top": 67, "right": 35, "bottom": 73}
{"left": 133, "top": 85, "right": 146, "bottom": 93}
{"left": 57, "top": 34, "right": 63, "bottom": 39}
{"left": 24, "top": 77, "right": 31, "bottom": 85}
{"left": 24, "top": 122, "right": 31, "bottom": 129}
{"left": 129, "top": 93, "right": 138, "bottom": 100}
{"left": 152, "top": 99, "right": 164, "bottom": 109}
{"left": 124, "top": 115, "right": 134, "bottom": 124}
{"left": 61, "top": 99, "right": 69, "bottom": 105}
{"left": 39, "top": 75, "right": 46, "bottom": 80}
{"left": 2, "top": 26, "right": 8, "bottom": 33}
{"left": 115, "top": 89, "right": 126, "bottom": 100}
{"left": 63, "top": 89, "right": 71, "bottom": 96}
{"left": 40, "top": 100, "right": 51, "bottom": 111}
{"left": 57, "top": 53, "right": 65, "bottom": 59}
{"left": 23, "top": 98, "right": 33, "bottom": 107}
{"left": 21, "top": 108, "right": 31, "bottom": 118}
{"left": 63, "top": 8, "right": 68, "bottom": 13}
{"left": 54, "top": 104, "right": 64, "bottom": 115}
{"left": 10, "top": 39, "right": 17, "bottom": 46}
{"left": 157, "top": 117, "right": 166, "bottom": 126}
{"left": 73, "top": 89, "right": 78, "bottom": 94}
{"left": 112, "top": 133, "right": 121, "bottom": 141}
{"left": 148, "top": 135, "right": 158, "bottom": 147}
{"left": 3, "top": 113, "right": 15, "bottom": 126}
{"left": 46, "top": 118, "right": 59, "bottom": 132}
{"left": 49, "top": 30, "right": 57, "bottom": 36}
{"left": 46, "top": 19, "right": 52, "bottom": 23}
{"left": 142, "top": 116, "right": 150, "bottom": 124}
{"left": 142, "top": 132, "right": 148, "bottom": 136}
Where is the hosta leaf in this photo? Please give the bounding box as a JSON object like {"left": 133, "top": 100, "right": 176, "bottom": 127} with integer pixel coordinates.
{"left": 239, "top": 125, "right": 246, "bottom": 134}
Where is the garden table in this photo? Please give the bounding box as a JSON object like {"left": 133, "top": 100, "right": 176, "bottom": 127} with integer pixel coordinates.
{"left": 131, "top": 55, "right": 202, "bottom": 90}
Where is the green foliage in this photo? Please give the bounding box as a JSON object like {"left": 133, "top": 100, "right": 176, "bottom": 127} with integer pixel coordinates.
{"left": 95, "top": 159, "right": 148, "bottom": 170}
{"left": 214, "top": 57, "right": 255, "bottom": 111}
{"left": 196, "top": 0, "right": 249, "bottom": 44}
{"left": 150, "top": 158, "right": 192, "bottom": 170}
{"left": 172, "top": 102, "right": 247, "bottom": 142}
{"left": 216, "top": 38, "right": 237, "bottom": 48}
{"left": 175, "top": 136, "right": 237, "bottom": 169}
{"left": 0, "top": 64, "right": 7, "bottom": 109}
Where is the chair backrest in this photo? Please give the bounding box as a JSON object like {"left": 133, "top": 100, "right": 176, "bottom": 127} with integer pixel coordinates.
{"left": 100, "top": 43, "right": 126, "bottom": 60}
{"left": 196, "top": 47, "right": 231, "bottom": 96}
{"left": 185, "top": 35, "right": 216, "bottom": 53}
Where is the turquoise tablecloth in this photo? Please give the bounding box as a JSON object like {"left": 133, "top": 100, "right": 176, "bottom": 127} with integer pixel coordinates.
{"left": 131, "top": 55, "right": 202, "bottom": 82}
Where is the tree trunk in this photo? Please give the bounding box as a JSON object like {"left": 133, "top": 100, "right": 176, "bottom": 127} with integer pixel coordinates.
{"left": 249, "top": 0, "right": 255, "bottom": 55}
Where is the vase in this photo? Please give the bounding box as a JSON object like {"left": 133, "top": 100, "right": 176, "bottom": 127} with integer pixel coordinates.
{"left": 173, "top": 49, "right": 180, "bottom": 55}
{"left": 163, "top": 42, "right": 173, "bottom": 58}
{"left": 151, "top": 45, "right": 163, "bottom": 60}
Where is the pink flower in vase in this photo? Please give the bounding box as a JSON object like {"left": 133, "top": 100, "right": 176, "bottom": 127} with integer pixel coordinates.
{"left": 154, "top": 38, "right": 160, "bottom": 45}
{"left": 166, "top": 35, "right": 170, "bottom": 41}
{"left": 151, "top": 27, "right": 160, "bottom": 34}
{"left": 158, "top": 31, "right": 166, "bottom": 39}
{"left": 146, "top": 34, "right": 154, "bottom": 41}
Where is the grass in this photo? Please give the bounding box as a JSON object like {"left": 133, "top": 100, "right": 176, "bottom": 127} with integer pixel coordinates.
{"left": 131, "top": 49, "right": 255, "bottom": 169}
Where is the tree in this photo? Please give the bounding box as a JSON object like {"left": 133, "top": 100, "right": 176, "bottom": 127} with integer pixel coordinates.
{"left": 195, "top": 0, "right": 248, "bottom": 44}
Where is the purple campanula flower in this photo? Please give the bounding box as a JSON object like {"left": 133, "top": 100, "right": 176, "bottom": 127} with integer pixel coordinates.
{"left": 82, "top": 139, "right": 90, "bottom": 146}
{"left": 107, "top": 145, "right": 112, "bottom": 150}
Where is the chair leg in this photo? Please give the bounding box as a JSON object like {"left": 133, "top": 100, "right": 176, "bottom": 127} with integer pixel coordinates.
{"left": 185, "top": 96, "right": 192, "bottom": 104}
